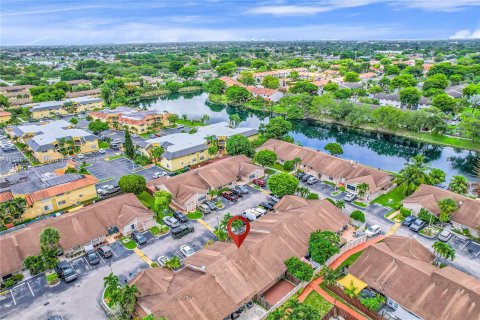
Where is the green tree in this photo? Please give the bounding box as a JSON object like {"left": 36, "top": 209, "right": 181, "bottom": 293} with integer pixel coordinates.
{"left": 254, "top": 149, "right": 277, "bottom": 167}
{"left": 225, "top": 85, "right": 251, "bottom": 104}
{"left": 395, "top": 155, "right": 431, "bottom": 195}
{"left": 432, "top": 93, "right": 457, "bottom": 113}
{"left": 40, "top": 227, "right": 60, "bottom": 250}
{"left": 69, "top": 117, "right": 78, "bottom": 125}
{"left": 204, "top": 79, "right": 226, "bottom": 94}
{"left": 259, "top": 116, "right": 292, "bottom": 139}
{"left": 438, "top": 198, "right": 458, "bottom": 223}
{"left": 324, "top": 82, "right": 339, "bottom": 92}
{"left": 225, "top": 134, "right": 254, "bottom": 157}
{"left": 238, "top": 71, "right": 255, "bottom": 85}
{"left": 350, "top": 210, "right": 365, "bottom": 222}
{"left": 334, "top": 88, "right": 352, "bottom": 100}
{"left": 165, "top": 256, "right": 181, "bottom": 270}
{"left": 428, "top": 168, "right": 446, "bottom": 185}
{"left": 0, "top": 94, "right": 9, "bottom": 107}
{"left": 228, "top": 114, "right": 242, "bottom": 128}
{"left": 88, "top": 120, "right": 109, "bottom": 133}
{"left": 267, "top": 173, "right": 299, "bottom": 197}
{"left": 262, "top": 75, "right": 280, "bottom": 89}
{"left": 168, "top": 114, "right": 179, "bottom": 125}
{"left": 432, "top": 241, "right": 456, "bottom": 261}
{"left": 335, "top": 200, "right": 345, "bottom": 210}
{"left": 118, "top": 174, "right": 146, "bottom": 195}
{"left": 177, "top": 66, "right": 196, "bottom": 79}
{"left": 399, "top": 87, "right": 421, "bottom": 109}
{"left": 448, "top": 175, "right": 469, "bottom": 194}
{"left": 324, "top": 142, "right": 343, "bottom": 156}
{"left": 284, "top": 257, "right": 314, "bottom": 282}
{"left": 150, "top": 146, "right": 164, "bottom": 164}
{"left": 168, "top": 61, "right": 184, "bottom": 73}
{"left": 216, "top": 62, "right": 237, "bottom": 76}
{"left": 423, "top": 73, "right": 449, "bottom": 91}
{"left": 289, "top": 81, "right": 318, "bottom": 95}
{"left": 309, "top": 230, "right": 340, "bottom": 264}
{"left": 391, "top": 74, "right": 418, "bottom": 88}
{"left": 319, "top": 267, "right": 339, "bottom": 286}
{"left": 153, "top": 191, "right": 172, "bottom": 215}
{"left": 356, "top": 182, "right": 369, "bottom": 199}
{"left": 124, "top": 129, "right": 135, "bottom": 159}
{"left": 343, "top": 72, "right": 360, "bottom": 82}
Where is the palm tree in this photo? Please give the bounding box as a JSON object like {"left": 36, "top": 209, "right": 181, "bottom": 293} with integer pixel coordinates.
{"left": 395, "top": 156, "right": 431, "bottom": 196}
{"left": 40, "top": 227, "right": 60, "bottom": 250}
{"left": 292, "top": 157, "right": 302, "bottom": 169}
{"left": 228, "top": 114, "right": 241, "bottom": 128}
{"left": 200, "top": 114, "right": 209, "bottom": 124}
{"left": 121, "top": 284, "right": 140, "bottom": 308}
{"left": 296, "top": 186, "right": 310, "bottom": 198}
{"left": 344, "top": 280, "right": 358, "bottom": 298}
{"left": 335, "top": 200, "right": 345, "bottom": 210}
{"left": 320, "top": 267, "right": 339, "bottom": 286}
{"left": 104, "top": 273, "right": 120, "bottom": 290}
{"left": 432, "top": 241, "right": 456, "bottom": 261}
{"left": 437, "top": 198, "right": 458, "bottom": 223}
{"left": 356, "top": 182, "right": 369, "bottom": 199}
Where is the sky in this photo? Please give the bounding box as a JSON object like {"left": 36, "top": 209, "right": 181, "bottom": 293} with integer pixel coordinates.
{"left": 1, "top": 0, "right": 480, "bottom": 46}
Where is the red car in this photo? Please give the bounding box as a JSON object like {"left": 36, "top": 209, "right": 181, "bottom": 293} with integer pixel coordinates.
{"left": 252, "top": 178, "right": 266, "bottom": 187}
{"left": 222, "top": 191, "right": 238, "bottom": 202}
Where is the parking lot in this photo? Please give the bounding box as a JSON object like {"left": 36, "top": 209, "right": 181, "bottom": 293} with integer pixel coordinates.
{"left": 447, "top": 235, "right": 480, "bottom": 260}
{"left": 0, "top": 144, "right": 29, "bottom": 176}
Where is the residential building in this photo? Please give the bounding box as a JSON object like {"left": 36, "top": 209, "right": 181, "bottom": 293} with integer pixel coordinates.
{"left": 28, "top": 96, "right": 104, "bottom": 119}
{"left": 0, "top": 193, "right": 155, "bottom": 278}
{"left": 257, "top": 139, "right": 393, "bottom": 199}
{"left": 144, "top": 122, "right": 258, "bottom": 171}
{"left": 375, "top": 93, "right": 431, "bottom": 109}
{"left": 89, "top": 107, "right": 171, "bottom": 133}
{"left": 403, "top": 184, "right": 480, "bottom": 236}
{"left": 0, "top": 111, "right": 11, "bottom": 123}
{"left": 348, "top": 236, "right": 480, "bottom": 320}
{"left": 147, "top": 155, "right": 264, "bottom": 211}
{"left": 7, "top": 120, "right": 99, "bottom": 163}
{"left": 66, "top": 88, "right": 101, "bottom": 98}
{"left": 445, "top": 84, "right": 467, "bottom": 99}
{"left": 131, "top": 195, "right": 349, "bottom": 319}
{"left": 0, "top": 163, "right": 99, "bottom": 219}
{"left": 0, "top": 85, "right": 33, "bottom": 95}
{"left": 220, "top": 76, "right": 284, "bottom": 101}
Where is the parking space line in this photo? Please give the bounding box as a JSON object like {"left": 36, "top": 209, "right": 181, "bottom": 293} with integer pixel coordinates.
{"left": 460, "top": 240, "right": 469, "bottom": 250}
{"left": 98, "top": 254, "right": 105, "bottom": 264}
{"left": 10, "top": 290, "right": 16, "bottom": 305}
{"left": 84, "top": 257, "right": 92, "bottom": 270}
{"left": 27, "top": 282, "right": 34, "bottom": 297}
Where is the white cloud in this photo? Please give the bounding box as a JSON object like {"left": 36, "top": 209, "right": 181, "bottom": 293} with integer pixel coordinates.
{"left": 403, "top": 0, "right": 480, "bottom": 11}
{"left": 449, "top": 28, "right": 480, "bottom": 39}
{"left": 246, "top": 5, "right": 330, "bottom": 16}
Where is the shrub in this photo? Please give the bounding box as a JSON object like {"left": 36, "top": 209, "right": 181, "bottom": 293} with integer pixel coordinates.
{"left": 283, "top": 160, "right": 295, "bottom": 171}
{"left": 284, "top": 257, "right": 314, "bottom": 282}
{"left": 350, "top": 210, "right": 365, "bottom": 222}
{"left": 418, "top": 208, "right": 438, "bottom": 223}
{"left": 307, "top": 192, "right": 319, "bottom": 199}
{"left": 400, "top": 207, "right": 412, "bottom": 218}
{"left": 150, "top": 262, "right": 159, "bottom": 267}
{"left": 0, "top": 274, "right": 24, "bottom": 289}
{"left": 309, "top": 231, "right": 340, "bottom": 264}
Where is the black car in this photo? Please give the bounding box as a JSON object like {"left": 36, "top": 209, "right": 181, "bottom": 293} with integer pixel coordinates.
{"left": 204, "top": 200, "right": 218, "bottom": 211}
{"left": 171, "top": 224, "right": 195, "bottom": 239}
{"left": 173, "top": 210, "right": 189, "bottom": 223}
{"left": 295, "top": 171, "right": 305, "bottom": 179}
{"left": 409, "top": 219, "right": 426, "bottom": 232}
{"left": 131, "top": 231, "right": 147, "bottom": 245}
{"left": 55, "top": 261, "right": 78, "bottom": 283}
{"left": 230, "top": 188, "right": 243, "bottom": 198}
{"left": 301, "top": 174, "right": 313, "bottom": 182}
{"left": 86, "top": 251, "right": 100, "bottom": 265}
{"left": 401, "top": 215, "right": 416, "bottom": 227}
{"left": 259, "top": 202, "right": 274, "bottom": 211}
{"left": 234, "top": 185, "right": 249, "bottom": 194}
{"left": 98, "top": 246, "right": 113, "bottom": 259}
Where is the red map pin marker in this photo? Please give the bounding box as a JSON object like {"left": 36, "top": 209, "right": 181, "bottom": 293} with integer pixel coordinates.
{"left": 226, "top": 216, "right": 250, "bottom": 248}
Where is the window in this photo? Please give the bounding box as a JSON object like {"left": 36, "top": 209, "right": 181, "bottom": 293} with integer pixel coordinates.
{"left": 131, "top": 224, "right": 135, "bottom": 230}
{"left": 200, "top": 155, "right": 204, "bottom": 160}
{"left": 249, "top": 174, "right": 256, "bottom": 179}
{"left": 346, "top": 184, "right": 356, "bottom": 191}
{"left": 192, "top": 158, "right": 196, "bottom": 162}
{"left": 58, "top": 200, "right": 66, "bottom": 206}
{"left": 44, "top": 206, "right": 50, "bottom": 211}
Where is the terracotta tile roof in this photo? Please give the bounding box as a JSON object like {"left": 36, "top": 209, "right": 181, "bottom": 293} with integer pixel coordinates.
{"left": 403, "top": 184, "right": 480, "bottom": 230}
{"left": 359, "top": 72, "right": 376, "bottom": 79}
{"left": 0, "top": 111, "right": 12, "bottom": 117}
{"left": 257, "top": 139, "right": 392, "bottom": 193}
{"left": 0, "top": 85, "right": 33, "bottom": 92}
{"left": 66, "top": 89, "right": 101, "bottom": 98}
{"left": 131, "top": 196, "right": 349, "bottom": 320}
{"left": 0, "top": 193, "right": 153, "bottom": 277}
{"left": 0, "top": 190, "right": 14, "bottom": 202}
{"left": 28, "top": 174, "right": 98, "bottom": 203}
{"left": 349, "top": 236, "right": 480, "bottom": 320}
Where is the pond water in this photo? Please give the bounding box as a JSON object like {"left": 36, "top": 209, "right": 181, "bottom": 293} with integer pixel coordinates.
{"left": 136, "top": 92, "right": 479, "bottom": 183}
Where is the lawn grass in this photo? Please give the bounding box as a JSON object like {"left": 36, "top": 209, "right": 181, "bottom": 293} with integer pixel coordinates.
{"left": 46, "top": 272, "right": 59, "bottom": 286}
{"left": 98, "top": 141, "right": 110, "bottom": 149}
{"left": 352, "top": 201, "right": 368, "bottom": 208}
{"left": 303, "top": 291, "right": 333, "bottom": 317}
{"left": 121, "top": 236, "right": 137, "bottom": 250}
{"left": 334, "top": 251, "right": 364, "bottom": 271}
{"left": 177, "top": 119, "right": 207, "bottom": 127}
{"left": 137, "top": 191, "right": 154, "bottom": 209}
{"left": 271, "top": 162, "right": 289, "bottom": 172}
{"left": 187, "top": 210, "right": 203, "bottom": 220}
{"left": 107, "top": 154, "right": 123, "bottom": 161}
{"left": 265, "top": 168, "right": 276, "bottom": 175}
{"left": 371, "top": 186, "right": 406, "bottom": 208}
{"left": 150, "top": 225, "right": 169, "bottom": 236}
{"left": 207, "top": 93, "right": 228, "bottom": 104}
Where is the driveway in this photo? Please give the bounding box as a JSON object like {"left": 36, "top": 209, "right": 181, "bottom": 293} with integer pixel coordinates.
{"left": 0, "top": 144, "right": 29, "bottom": 176}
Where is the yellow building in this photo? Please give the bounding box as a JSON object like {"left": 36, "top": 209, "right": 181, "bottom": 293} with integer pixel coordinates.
{"left": 145, "top": 121, "right": 259, "bottom": 171}
{"left": 0, "top": 111, "right": 12, "bottom": 123}
{"left": 29, "top": 96, "right": 104, "bottom": 119}
{"left": 89, "top": 107, "right": 171, "bottom": 134}
{"left": 7, "top": 120, "right": 99, "bottom": 163}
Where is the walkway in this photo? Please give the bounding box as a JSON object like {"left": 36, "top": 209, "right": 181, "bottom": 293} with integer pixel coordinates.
{"left": 133, "top": 247, "right": 153, "bottom": 265}
{"left": 298, "top": 235, "right": 386, "bottom": 320}
{"left": 197, "top": 218, "right": 214, "bottom": 232}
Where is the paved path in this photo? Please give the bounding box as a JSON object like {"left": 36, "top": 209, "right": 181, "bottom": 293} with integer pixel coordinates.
{"left": 197, "top": 218, "right": 214, "bottom": 232}
{"left": 133, "top": 247, "right": 153, "bottom": 265}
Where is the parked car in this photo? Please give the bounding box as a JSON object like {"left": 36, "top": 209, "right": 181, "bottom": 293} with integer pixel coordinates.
{"left": 76, "top": 153, "right": 85, "bottom": 159}
{"left": 230, "top": 188, "right": 243, "bottom": 198}
{"left": 197, "top": 203, "right": 212, "bottom": 214}
{"left": 153, "top": 171, "right": 167, "bottom": 179}
{"left": 172, "top": 210, "right": 188, "bottom": 223}
{"left": 204, "top": 200, "right": 218, "bottom": 211}
{"left": 98, "top": 149, "right": 106, "bottom": 154}
{"left": 401, "top": 215, "right": 417, "bottom": 227}
{"left": 268, "top": 194, "right": 281, "bottom": 203}
{"left": 306, "top": 176, "right": 319, "bottom": 185}
{"left": 55, "top": 261, "right": 78, "bottom": 283}
{"left": 131, "top": 231, "right": 147, "bottom": 245}
{"left": 259, "top": 202, "right": 274, "bottom": 211}
{"left": 98, "top": 246, "right": 113, "bottom": 259}
{"left": 253, "top": 207, "right": 267, "bottom": 216}
{"left": 157, "top": 256, "right": 168, "bottom": 266}
{"left": 180, "top": 244, "right": 195, "bottom": 257}
{"left": 235, "top": 185, "right": 249, "bottom": 194}
{"left": 252, "top": 178, "right": 266, "bottom": 187}
{"left": 344, "top": 193, "right": 356, "bottom": 202}
{"left": 171, "top": 224, "right": 195, "bottom": 239}
{"left": 365, "top": 225, "right": 382, "bottom": 237}
{"left": 296, "top": 172, "right": 305, "bottom": 179}
{"left": 163, "top": 216, "right": 180, "bottom": 228}
{"left": 222, "top": 191, "right": 238, "bottom": 202}
{"left": 438, "top": 229, "right": 453, "bottom": 242}
{"left": 85, "top": 250, "right": 100, "bottom": 265}
{"left": 301, "top": 174, "right": 313, "bottom": 182}
{"left": 409, "top": 219, "right": 426, "bottom": 232}
{"left": 241, "top": 209, "right": 257, "bottom": 222}
{"left": 97, "top": 185, "right": 120, "bottom": 196}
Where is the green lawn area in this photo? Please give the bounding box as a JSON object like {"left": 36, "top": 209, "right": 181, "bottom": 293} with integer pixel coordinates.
{"left": 371, "top": 186, "right": 406, "bottom": 208}
{"left": 303, "top": 291, "right": 333, "bottom": 317}
{"left": 352, "top": 201, "right": 368, "bottom": 208}
{"left": 137, "top": 191, "right": 154, "bottom": 209}
{"left": 98, "top": 141, "right": 110, "bottom": 149}
{"left": 107, "top": 154, "right": 124, "bottom": 161}
{"left": 334, "top": 251, "right": 364, "bottom": 271}
{"left": 401, "top": 130, "right": 480, "bottom": 152}
{"left": 187, "top": 210, "right": 203, "bottom": 220}
{"left": 270, "top": 162, "right": 290, "bottom": 172}
{"left": 265, "top": 168, "right": 276, "bottom": 175}
{"left": 46, "top": 273, "right": 59, "bottom": 286}
{"left": 208, "top": 93, "right": 228, "bottom": 104}
{"left": 121, "top": 236, "right": 137, "bottom": 250}
{"left": 150, "top": 225, "right": 169, "bottom": 236}
{"left": 177, "top": 119, "right": 207, "bottom": 127}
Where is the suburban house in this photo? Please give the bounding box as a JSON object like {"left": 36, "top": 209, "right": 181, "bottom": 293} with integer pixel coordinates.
{"left": 147, "top": 155, "right": 264, "bottom": 211}
{"left": 28, "top": 96, "right": 104, "bottom": 119}
{"left": 0, "top": 166, "right": 99, "bottom": 219}
{"left": 257, "top": 139, "right": 393, "bottom": 199}
{"left": 144, "top": 122, "right": 258, "bottom": 171}
{"left": 66, "top": 88, "right": 101, "bottom": 98}
{"left": 374, "top": 92, "right": 431, "bottom": 109}
{"left": 219, "top": 76, "right": 284, "bottom": 102}
{"left": 0, "top": 85, "right": 33, "bottom": 95}
{"left": 347, "top": 236, "right": 480, "bottom": 320}
{"left": 7, "top": 120, "right": 99, "bottom": 163}
{"left": 89, "top": 107, "right": 171, "bottom": 133}
{"left": 445, "top": 84, "right": 467, "bottom": 99}
{"left": 131, "top": 195, "right": 349, "bottom": 320}
{"left": 0, "top": 194, "right": 155, "bottom": 279}
{"left": 403, "top": 184, "right": 480, "bottom": 236}
{"left": 0, "top": 110, "right": 12, "bottom": 123}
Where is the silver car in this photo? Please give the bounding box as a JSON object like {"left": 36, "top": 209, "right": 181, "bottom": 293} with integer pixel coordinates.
{"left": 163, "top": 216, "right": 180, "bottom": 228}
{"left": 438, "top": 230, "right": 452, "bottom": 242}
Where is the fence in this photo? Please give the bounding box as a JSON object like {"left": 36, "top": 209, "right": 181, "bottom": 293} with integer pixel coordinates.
{"left": 326, "top": 284, "right": 383, "bottom": 320}
{"left": 258, "top": 281, "right": 308, "bottom": 320}
{"left": 322, "top": 306, "right": 360, "bottom": 320}
{"left": 319, "top": 235, "right": 367, "bottom": 272}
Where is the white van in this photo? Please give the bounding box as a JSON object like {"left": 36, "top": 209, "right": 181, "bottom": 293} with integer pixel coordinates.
{"left": 241, "top": 209, "right": 257, "bottom": 222}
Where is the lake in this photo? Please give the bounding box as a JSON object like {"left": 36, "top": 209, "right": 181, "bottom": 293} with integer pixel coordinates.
{"left": 136, "top": 92, "right": 479, "bottom": 183}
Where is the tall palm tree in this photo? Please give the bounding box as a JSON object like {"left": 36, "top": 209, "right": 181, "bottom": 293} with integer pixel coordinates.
{"left": 432, "top": 241, "right": 456, "bottom": 261}
{"left": 40, "top": 227, "right": 60, "bottom": 250}
{"left": 103, "top": 273, "right": 120, "bottom": 290}
{"left": 356, "top": 182, "right": 369, "bottom": 199}
{"left": 121, "top": 284, "right": 140, "bottom": 307}
{"left": 335, "top": 200, "right": 346, "bottom": 210}
{"left": 296, "top": 186, "right": 310, "bottom": 198}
